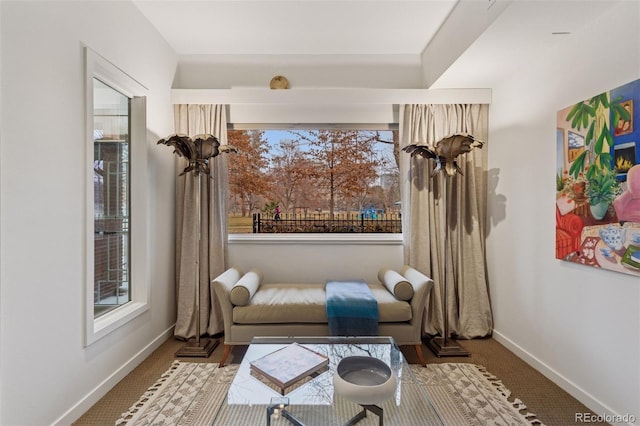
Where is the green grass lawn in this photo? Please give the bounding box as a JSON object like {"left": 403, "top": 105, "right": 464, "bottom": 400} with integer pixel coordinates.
{"left": 228, "top": 215, "right": 253, "bottom": 233}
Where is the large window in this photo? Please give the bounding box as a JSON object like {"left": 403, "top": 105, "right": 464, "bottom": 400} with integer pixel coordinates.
{"left": 227, "top": 128, "right": 400, "bottom": 234}
{"left": 85, "top": 48, "right": 148, "bottom": 345}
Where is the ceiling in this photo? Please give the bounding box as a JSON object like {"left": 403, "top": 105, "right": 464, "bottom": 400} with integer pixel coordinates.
{"left": 133, "top": 0, "right": 624, "bottom": 89}
{"left": 133, "top": 0, "right": 458, "bottom": 56}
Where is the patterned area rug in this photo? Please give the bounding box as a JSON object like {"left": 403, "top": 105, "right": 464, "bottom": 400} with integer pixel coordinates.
{"left": 117, "top": 361, "right": 543, "bottom": 426}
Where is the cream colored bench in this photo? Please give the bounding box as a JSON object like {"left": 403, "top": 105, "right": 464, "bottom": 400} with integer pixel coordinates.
{"left": 211, "top": 265, "right": 433, "bottom": 366}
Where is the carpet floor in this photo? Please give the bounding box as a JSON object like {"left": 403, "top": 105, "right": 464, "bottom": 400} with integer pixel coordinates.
{"left": 115, "top": 361, "right": 539, "bottom": 425}
{"left": 73, "top": 337, "right": 607, "bottom": 426}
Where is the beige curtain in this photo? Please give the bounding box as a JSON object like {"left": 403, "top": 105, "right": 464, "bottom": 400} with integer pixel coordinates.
{"left": 173, "top": 104, "right": 229, "bottom": 339}
{"left": 399, "top": 104, "right": 492, "bottom": 339}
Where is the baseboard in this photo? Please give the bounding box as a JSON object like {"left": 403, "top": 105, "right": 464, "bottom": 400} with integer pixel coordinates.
{"left": 492, "top": 330, "right": 636, "bottom": 426}
{"left": 53, "top": 325, "right": 175, "bottom": 426}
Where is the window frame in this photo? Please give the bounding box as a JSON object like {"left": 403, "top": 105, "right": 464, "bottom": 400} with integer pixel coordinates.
{"left": 226, "top": 123, "right": 402, "bottom": 241}
{"left": 85, "top": 48, "right": 149, "bottom": 346}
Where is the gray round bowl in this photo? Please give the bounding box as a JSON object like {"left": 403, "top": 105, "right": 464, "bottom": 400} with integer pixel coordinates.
{"left": 333, "top": 356, "right": 397, "bottom": 405}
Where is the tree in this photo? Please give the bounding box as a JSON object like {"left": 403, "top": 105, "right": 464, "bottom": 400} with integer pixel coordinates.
{"left": 227, "top": 130, "right": 271, "bottom": 216}
{"left": 380, "top": 169, "right": 401, "bottom": 212}
{"left": 375, "top": 130, "right": 400, "bottom": 170}
{"left": 295, "top": 130, "right": 382, "bottom": 217}
{"left": 269, "top": 139, "right": 319, "bottom": 214}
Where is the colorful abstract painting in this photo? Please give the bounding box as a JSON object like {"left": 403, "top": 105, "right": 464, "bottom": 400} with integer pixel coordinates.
{"left": 556, "top": 79, "right": 640, "bottom": 277}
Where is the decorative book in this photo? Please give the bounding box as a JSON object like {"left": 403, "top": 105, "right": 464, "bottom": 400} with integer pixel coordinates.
{"left": 249, "top": 343, "right": 329, "bottom": 394}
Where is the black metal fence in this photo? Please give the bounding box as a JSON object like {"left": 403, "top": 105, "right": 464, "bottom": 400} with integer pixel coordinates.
{"left": 252, "top": 212, "right": 401, "bottom": 233}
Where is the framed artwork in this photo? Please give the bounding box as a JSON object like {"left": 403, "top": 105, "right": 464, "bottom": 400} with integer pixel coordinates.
{"left": 555, "top": 78, "right": 640, "bottom": 278}
{"left": 614, "top": 100, "right": 633, "bottom": 136}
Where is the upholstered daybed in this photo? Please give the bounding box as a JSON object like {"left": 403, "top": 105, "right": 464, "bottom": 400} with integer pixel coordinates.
{"left": 211, "top": 265, "right": 433, "bottom": 366}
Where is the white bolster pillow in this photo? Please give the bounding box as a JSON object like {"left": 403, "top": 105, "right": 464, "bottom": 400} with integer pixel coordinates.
{"left": 230, "top": 269, "right": 263, "bottom": 306}
{"left": 378, "top": 268, "right": 414, "bottom": 301}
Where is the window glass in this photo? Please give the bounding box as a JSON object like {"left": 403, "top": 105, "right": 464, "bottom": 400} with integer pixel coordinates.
{"left": 93, "top": 78, "right": 131, "bottom": 317}
{"left": 228, "top": 129, "right": 401, "bottom": 234}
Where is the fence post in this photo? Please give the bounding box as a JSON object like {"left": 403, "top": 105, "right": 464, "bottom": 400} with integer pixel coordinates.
{"left": 253, "top": 212, "right": 261, "bottom": 233}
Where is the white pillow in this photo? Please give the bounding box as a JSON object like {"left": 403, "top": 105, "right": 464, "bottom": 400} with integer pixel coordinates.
{"left": 229, "top": 269, "right": 263, "bottom": 306}
{"left": 378, "top": 269, "right": 414, "bottom": 301}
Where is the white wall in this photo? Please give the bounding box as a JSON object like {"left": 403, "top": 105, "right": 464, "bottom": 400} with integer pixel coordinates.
{"left": 0, "top": 2, "right": 177, "bottom": 425}
{"left": 175, "top": 54, "right": 424, "bottom": 89}
{"left": 487, "top": 1, "right": 640, "bottom": 423}
{"left": 229, "top": 236, "right": 403, "bottom": 284}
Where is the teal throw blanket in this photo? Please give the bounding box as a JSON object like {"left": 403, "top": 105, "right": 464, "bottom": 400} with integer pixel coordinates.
{"left": 326, "top": 280, "right": 379, "bottom": 336}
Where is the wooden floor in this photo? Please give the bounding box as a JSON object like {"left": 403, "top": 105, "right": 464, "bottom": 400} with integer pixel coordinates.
{"left": 74, "top": 336, "right": 608, "bottom": 426}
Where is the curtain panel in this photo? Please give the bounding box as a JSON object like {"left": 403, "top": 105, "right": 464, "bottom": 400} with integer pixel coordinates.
{"left": 173, "top": 104, "right": 229, "bottom": 339}
{"left": 399, "top": 104, "right": 493, "bottom": 339}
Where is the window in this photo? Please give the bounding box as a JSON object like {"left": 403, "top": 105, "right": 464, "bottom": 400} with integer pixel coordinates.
{"left": 85, "top": 48, "right": 148, "bottom": 345}
{"left": 93, "top": 78, "right": 130, "bottom": 317}
{"left": 227, "top": 127, "right": 400, "bottom": 234}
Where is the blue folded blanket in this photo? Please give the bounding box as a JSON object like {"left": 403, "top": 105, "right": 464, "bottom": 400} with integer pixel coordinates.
{"left": 326, "top": 280, "right": 379, "bottom": 336}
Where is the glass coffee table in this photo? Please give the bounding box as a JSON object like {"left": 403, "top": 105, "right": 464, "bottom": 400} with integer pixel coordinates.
{"left": 213, "top": 336, "right": 443, "bottom": 426}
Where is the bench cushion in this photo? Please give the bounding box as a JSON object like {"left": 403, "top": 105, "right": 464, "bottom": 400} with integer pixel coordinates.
{"left": 369, "top": 283, "right": 413, "bottom": 322}
{"left": 232, "top": 283, "right": 412, "bottom": 324}
{"left": 229, "top": 269, "right": 263, "bottom": 306}
{"left": 233, "top": 283, "right": 327, "bottom": 324}
{"left": 378, "top": 269, "right": 414, "bottom": 301}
